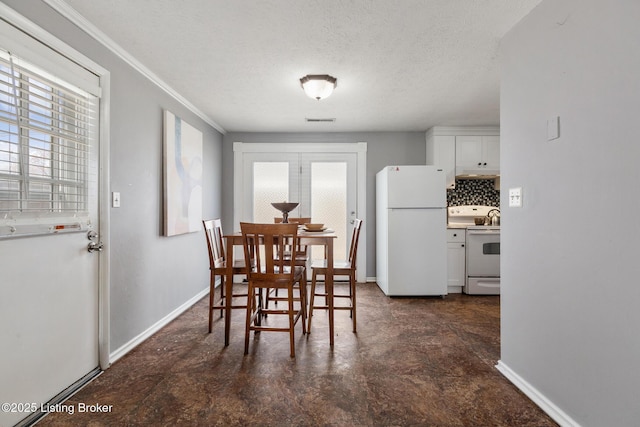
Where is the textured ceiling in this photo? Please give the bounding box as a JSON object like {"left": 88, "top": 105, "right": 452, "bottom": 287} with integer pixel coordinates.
{"left": 59, "top": 0, "right": 541, "bottom": 133}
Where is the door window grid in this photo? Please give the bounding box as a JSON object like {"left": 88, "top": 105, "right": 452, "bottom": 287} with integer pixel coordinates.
{"left": 0, "top": 52, "right": 96, "bottom": 215}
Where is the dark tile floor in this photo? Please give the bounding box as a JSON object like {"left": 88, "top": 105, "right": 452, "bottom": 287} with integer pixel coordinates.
{"left": 37, "top": 284, "right": 557, "bottom": 426}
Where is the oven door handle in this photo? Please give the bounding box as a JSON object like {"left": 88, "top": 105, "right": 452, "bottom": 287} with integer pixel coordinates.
{"left": 467, "top": 230, "right": 500, "bottom": 235}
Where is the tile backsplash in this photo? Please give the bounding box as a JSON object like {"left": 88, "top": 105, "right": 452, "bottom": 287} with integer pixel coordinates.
{"left": 447, "top": 178, "right": 500, "bottom": 207}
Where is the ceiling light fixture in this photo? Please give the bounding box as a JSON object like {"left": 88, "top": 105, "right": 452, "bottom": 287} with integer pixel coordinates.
{"left": 300, "top": 74, "right": 337, "bottom": 100}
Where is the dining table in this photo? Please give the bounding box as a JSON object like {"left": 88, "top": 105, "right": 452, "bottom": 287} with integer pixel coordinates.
{"left": 222, "top": 227, "right": 338, "bottom": 347}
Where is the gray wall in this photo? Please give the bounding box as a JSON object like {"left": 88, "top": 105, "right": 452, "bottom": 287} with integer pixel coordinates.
{"left": 500, "top": 0, "right": 640, "bottom": 425}
{"left": 4, "top": 0, "right": 224, "bottom": 352}
{"left": 223, "top": 132, "right": 426, "bottom": 278}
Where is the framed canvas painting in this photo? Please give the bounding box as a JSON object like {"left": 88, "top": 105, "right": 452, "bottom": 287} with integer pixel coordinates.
{"left": 163, "top": 110, "right": 203, "bottom": 236}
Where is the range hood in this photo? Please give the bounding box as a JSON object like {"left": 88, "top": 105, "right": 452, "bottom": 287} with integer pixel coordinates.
{"left": 455, "top": 171, "right": 500, "bottom": 179}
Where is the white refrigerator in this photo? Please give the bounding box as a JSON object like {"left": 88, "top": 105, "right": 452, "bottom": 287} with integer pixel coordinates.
{"left": 376, "top": 165, "right": 447, "bottom": 296}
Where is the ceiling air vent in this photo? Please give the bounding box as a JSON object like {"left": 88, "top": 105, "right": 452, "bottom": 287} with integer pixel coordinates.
{"left": 305, "top": 118, "right": 336, "bottom": 123}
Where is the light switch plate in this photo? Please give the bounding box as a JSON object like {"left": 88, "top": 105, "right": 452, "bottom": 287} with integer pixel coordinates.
{"left": 509, "top": 187, "right": 522, "bottom": 208}
{"left": 112, "top": 191, "right": 121, "bottom": 208}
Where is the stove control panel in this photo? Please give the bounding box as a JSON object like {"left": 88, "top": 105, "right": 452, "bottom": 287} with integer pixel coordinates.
{"left": 448, "top": 205, "right": 499, "bottom": 227}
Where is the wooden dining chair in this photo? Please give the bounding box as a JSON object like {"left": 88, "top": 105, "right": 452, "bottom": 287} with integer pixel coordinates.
{"left": 308, "top": 219, "right": 363, "bottom": 333}
{"left": 202, "top": 219, "right": 248, "bottom": 334}
{"left": 267, "top": 217, "right": 311, "bottom": 308}
{"left": 240, "top": 222, "right": 307, "bottom": 357}
{"left": 274, "top": 217, "right": 311, "bottom": 266}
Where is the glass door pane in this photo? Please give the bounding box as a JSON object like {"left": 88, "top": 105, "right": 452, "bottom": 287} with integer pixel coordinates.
{"left": 300, "top": 153, "right": 357, "bottom": 263}
{"left": 253, "top": 162, "right": 289, "bottom": 223}
{"left": 242, "top": 152, "right": 300, "bottom": 223}
{"left": 310, "top": 161, "right": 347, "bottom": 261}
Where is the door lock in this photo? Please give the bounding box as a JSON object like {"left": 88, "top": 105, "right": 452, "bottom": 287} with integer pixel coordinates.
{"left": 88, "top": 241, "right": 104, "bottom": 253}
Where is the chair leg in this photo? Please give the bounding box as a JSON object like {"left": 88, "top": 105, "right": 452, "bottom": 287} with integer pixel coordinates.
{"left": 219, "top": 275, "right": 225, "bottom": 318}
{"left": 288, "top": 285, "right": 296, "bottom": 358}
{"left": 307, "top": 270, "right": 317, "bottom": 333}
{"left": 255, "top": 287, "right": 262, "bottom": 327}
{"left": 208, "top": 272, "right": 215, "bottom": 333}
{"left": 300, "top": 274, "right": 307, "bottom": 335}
{"left": 351, "top": 273, "right": 357, "bottom": 332}
{"left": 244, "top": 281, "right": 255, "bottom": 355}
{"left": 265, "top": 287, "right": 278, "bottom": 311}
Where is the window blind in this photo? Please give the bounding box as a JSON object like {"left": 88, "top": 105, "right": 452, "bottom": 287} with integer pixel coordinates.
{"left": 0, "top": 50, "right": 97, "bottom": 217}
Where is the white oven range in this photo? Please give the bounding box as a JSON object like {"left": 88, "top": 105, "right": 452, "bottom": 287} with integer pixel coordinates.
{"left": 447, "top": 205, "right": 500, "bottom": 295}
{"left": 465, "top": 225, "right": 500, "bottom": 295}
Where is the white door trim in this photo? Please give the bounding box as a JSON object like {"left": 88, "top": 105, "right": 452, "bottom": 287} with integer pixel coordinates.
{"left": 97, "top": 73, "right": 111, "bottom": 370}
{"left": 234, "top": 142, "right": 367, "bottom": 282}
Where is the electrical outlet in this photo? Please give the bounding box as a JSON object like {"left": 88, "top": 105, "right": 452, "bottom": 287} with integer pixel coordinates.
{"left": 508, "top": 187, "right": 522, "bottom": 208}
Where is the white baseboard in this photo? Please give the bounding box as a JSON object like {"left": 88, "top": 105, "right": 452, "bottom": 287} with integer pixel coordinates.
{"left": 366, "top": 276, "right": 377, "bottom": 283}
{"left": 109, "top": 287, "right": 209, "bottom": 364}
{"left": 496, "top": 360, "right": 580, "bottom": 427}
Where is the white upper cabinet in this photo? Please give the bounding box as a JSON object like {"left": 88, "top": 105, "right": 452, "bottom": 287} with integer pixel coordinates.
{"left": 425, "top": 133, "right": 456, "bottom": 188}
{"left": 426, "top": 127, "right": 500, "bottom": 188}
{"left": 483, "top": 135, "right": 500, "bottom": 170}
{"left": 455, "top": 135, "right": 500, "bottom": 176}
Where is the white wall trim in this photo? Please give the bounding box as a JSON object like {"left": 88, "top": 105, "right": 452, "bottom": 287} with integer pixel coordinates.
{"left": 234, "top": 142, "right": 368, "bottom": 154}
{"left": 97, "top": 69, "right": 112, "bottom": 370}
{"left": 42, "top": 0, "right": 225, "bottom": 134}
{"left": 496, "top": 361, "right": 581, "bottom": 427}
{"left": 109, "top": 287, "right": 209, "bottom": 364}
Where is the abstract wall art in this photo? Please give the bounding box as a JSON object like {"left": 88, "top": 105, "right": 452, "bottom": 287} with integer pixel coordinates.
{"left": 163, "top": 110, "right": 203, "bottom": 236}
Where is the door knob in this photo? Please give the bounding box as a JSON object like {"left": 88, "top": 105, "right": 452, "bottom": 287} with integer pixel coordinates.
{"left": 88, "top": 241, "right": 104, "bottom": 253}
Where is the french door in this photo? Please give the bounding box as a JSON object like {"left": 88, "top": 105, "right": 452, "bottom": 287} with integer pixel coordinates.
{"left": 242, "top": 152, "right": 356, "bottom": 262}
{"left": 234, "top": 143, "right": 366, "bottom": 281}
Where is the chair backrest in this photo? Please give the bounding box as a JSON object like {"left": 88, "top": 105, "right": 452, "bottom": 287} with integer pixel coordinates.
{"left": 240, "top": 222, "right": 298, "bottom": 284}
{"left": 274, "top": 217, "right": 311, "bottom": 224}
{"left": 274, "top": 217, "right": 311, "bottom": 255}
{"left": 348, "top": 219, "right": 363, "bottom": 266}
{"left": 203, "top": 219, "right": 225, "bottom": 269}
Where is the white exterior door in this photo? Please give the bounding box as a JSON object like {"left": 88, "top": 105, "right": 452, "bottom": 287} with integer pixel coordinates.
{"left": 0, "top": 224, "right": 101, "bottom": 425}
{"left": 0, "top": 12, "right": 106, "bottom": 426}
{"left": 300, "top": 153, "right": 357, "bottom": 263}
{"left": 234, "top": 143, "right": 366, "bottom": 282}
